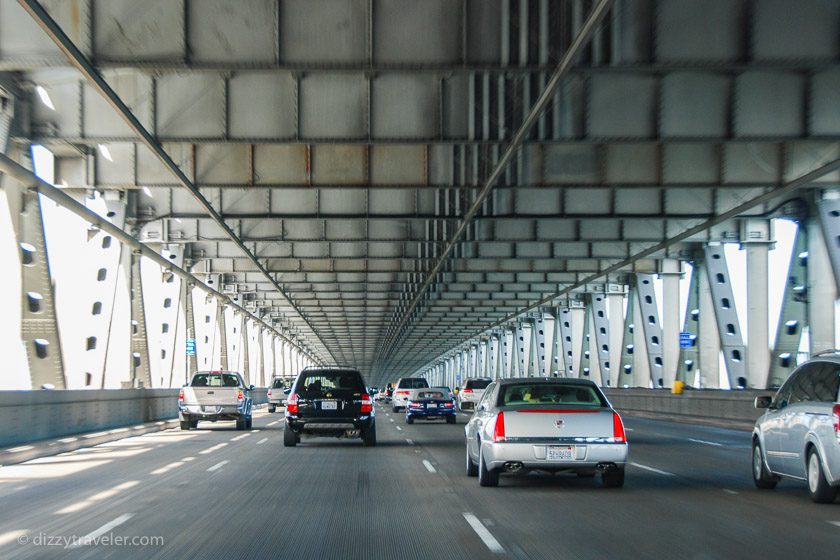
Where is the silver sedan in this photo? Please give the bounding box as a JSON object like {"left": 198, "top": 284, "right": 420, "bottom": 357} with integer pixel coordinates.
{"left": 464, "top": 378, "right": 628, "bottom": 487}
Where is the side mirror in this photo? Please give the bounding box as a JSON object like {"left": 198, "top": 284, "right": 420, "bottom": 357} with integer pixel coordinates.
{"left": 754, "top": 395, "right": 773, "bottom": 409}
{"left": 248, "top": 384, "right": 255, "bottom": 391}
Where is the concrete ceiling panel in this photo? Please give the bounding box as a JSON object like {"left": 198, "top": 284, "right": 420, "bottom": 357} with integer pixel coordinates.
{"left": 255, "top": 145, "right": 308, "bottom": 184}
{"left": 373, "top": 0, "right": 461, "bottom": 64}
{"left": 196, "top": 144, "right": 250, "bottom": 184}
{"left": 660, "top": 73, "right": 730, "bottom": 137}
{"left": 312, "top": 145, "right": 366, "bottom": 184}
{"left": 300, "top": 74, "right": 367, "bottom": 138}
{"left": 188, "top": 0, "right": 278, "bottom": 63}
{"left": 734, "top": 72, "right": 804, "bottom": 137}
{"left": 655, "top": 0, "right": 744, "bottom": 62}
{"left": 370, "top": 145, "right": 426, "bottom": 184}
{"left": 156, "top": 74, "right": 225, "bottom": 137}
{"left": 270, "top": 188, "right": 317, "bottom": 214}
{"left": 229, "top": 73, "right": 296, "bottom": 139}
{"left": 372, "top": 74, "right": 438, "bottom": 138}
{"left": 605, "top": 144, "right": 659, "bottom": 184}
{"left": 587, "top": 75, "right": 657, "bottom": 138}
{"left": 752, "top": 0, "right": 839, "bottom": 60}
{"left": 93, "top": 0, "right": 184, "bottom": 61}
{"left": 279, "top": 0, "right": 366, "bottom": 63}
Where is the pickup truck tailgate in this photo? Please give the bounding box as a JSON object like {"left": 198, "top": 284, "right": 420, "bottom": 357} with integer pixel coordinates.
{"left": 183, "top": 387, "right": 239, "bottom": 406}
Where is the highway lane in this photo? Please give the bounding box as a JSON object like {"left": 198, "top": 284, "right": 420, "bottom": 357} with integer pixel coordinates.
{"left": 0, "top": 406, "right": 837, "bottom": 559}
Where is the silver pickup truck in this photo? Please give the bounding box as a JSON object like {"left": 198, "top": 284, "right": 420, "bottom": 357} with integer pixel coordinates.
{"left": 178, "top": 371, "right": 254, "bottom": 431}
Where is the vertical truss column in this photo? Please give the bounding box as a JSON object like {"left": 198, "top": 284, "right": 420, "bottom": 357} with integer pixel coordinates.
{"left": 532, "top": 313, "right": 547, "bottom": 377}
{"left": 742, "top": 219, "right": 773, "bottom": 389}
{"left": 619, "top": 286, "right": 636, "bottom": 386}
{"left": 769, "top": 226, "right": 808, "bottom": 387}
{"left": 217, "top": 300, "right": 228, "bottom": 370}
{"left": 557, "top": 307, "right": 575, "bottom": 376}
{"left": 703, "top": 246, "right": 747, "bottom": 388}
{"left": 660, "top": 260, "right": 683, "bottom": 388}
{"left": 182, "top": 277, "right": 198, "bottom": 380}
{"left": 677, "top": 265, "right": 700, "bottom": 385}
{"left": 580, "top": 304, "right": 592, "bottom": 380}
{"left": 255, "top": 325, "right": 265, "bottom": 387}
{"left": 278, "top": 337, "right": 286, "bottom": 378}
{"left": 478, "top": 340, "right": 486, "bottom": 377}
{"left": 487, "top": 335, "right": 496, "bottom": 379}
{"left": 590, "top": 294, "right": 611, "bottom": 386}
{"left": 697, "top": 263, "right": 722, "bottom": 388}
{"left": 514, "top": 322, "right": 526, "bottom": 376}
{"left": 241, "top": 319, "right": 250, "bottom": 385}
{"left": 128, "top": 247, "right": 151, "bottom": 388}
{"left": 501, "top": 329, "right": 511, "bottom": 378}
{"left": 630, "top": 287, "right": 652, "bottom": 387}
{"left": 607, "top": 288, "right": 625, "bottom": 387}
{"left": 814, "top": 200, "right": 840, "bottom": 353}
{"left": 635, "top": 273, "right": 665, "bottom": 388}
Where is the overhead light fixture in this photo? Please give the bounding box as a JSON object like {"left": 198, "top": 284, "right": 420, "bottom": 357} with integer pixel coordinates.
{"left": 35, "top": 85, "right": 55, "bottom": 110}
{"left": 97, "top": 144, "right": 113, "bottom": 162}
{"left": 142, "top": 186, "right": 152, "bottom": 197}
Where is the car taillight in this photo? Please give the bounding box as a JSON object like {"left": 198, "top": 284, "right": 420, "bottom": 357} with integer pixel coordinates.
{"left": 462, "top": 388, "right": 473, "bottom": 393}
{"left": 833, "top": 404, "right": 840, "bottom": 436}
{"left": 237, "top": 390, "right": 244, "bottom": 401}
{"left": 178, "top": 389, "right": 184, "bottom": 401}
{"left": 267, "top": 389, "right": 272, "bottom": 397}
{"left": 361, "top": 394, "right": 372, "bottom": 413}
{"left": 287, "top": 393, "right": 299, "bottom": 414}
{"left": 613, "top": 412, "right": 627, "bottom": 443}
{"left": 409, "top": 402, "right": 423, "bottom": 408}
{"left": 397, "top": 390, "right": 409, "bottom": 396}
{"left": 492, "top": 412, "right": 506, "bottom": 442}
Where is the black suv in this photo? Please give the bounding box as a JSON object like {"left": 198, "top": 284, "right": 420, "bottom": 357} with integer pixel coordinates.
{"left": 284, "top": 368, "right": 376, "bottom": 447}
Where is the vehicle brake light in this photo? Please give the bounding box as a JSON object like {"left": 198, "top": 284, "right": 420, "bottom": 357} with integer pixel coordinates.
{"left": 833, "top": 404, "right": 840, "bottom": 436}
{"left": 462, "top": 388, "right": 473, "bottom": 393}
{"left": 396, "top": 390, "right": 410, "bottom": 396}
{"left": 361, "top": 393, "right": 372, "bottom": 413}
{"left": 492, "top": 412, "right": 506, "bottom": 442}
{"left": 267, "top": 389, "right": 272, "bottom": 397}
{"left": 613, "top": 412, "right": 627, "bottom": 443}
{"left": 287, "top": 393, "right": 299, "bottom": 414}
{"left": 237, "top": 389, "right": 244, "bottom": 401}
{"left": 178, "top": 389, "right": 184, "bottom": 401}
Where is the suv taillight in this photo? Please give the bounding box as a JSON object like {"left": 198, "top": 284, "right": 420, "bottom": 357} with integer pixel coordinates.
{"left": 492, "top": 412, "right": 506, "bottom": 442}
{"left": 237, "top": 390, "right": 244, "bottom": 401}
{"left": 833, "top": 404, "right": 840, "bottom": 436}
{"left": 462, "top": 388, "right": 473, "bottom": 393}
{"left": 178, "top": 389, "right": 184, "bottom": 401}
{"left": 361, "top": 394, "right": 372, "bottom": 413}
{"left": 267, "top": 389, "right": 272, "bottom": 397}
{"left": 613, "top": 412, "right": 627, "bottom": 443}
{"left": 287, "top": 393, "right": 299, "bottom": 414}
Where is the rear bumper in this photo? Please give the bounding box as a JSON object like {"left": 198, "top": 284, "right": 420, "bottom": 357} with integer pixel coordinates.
{"left": 287, "top": 416, "right": 374, "bottom": 434}
{"left": 179, "top": 403, "right": 248, "bottom": 421}
{"left": 480, "top": 440, "right": 628, "bottom": 471}
{"left": 407, "top": 408, "right": 456, "bottom": 419}
{"left": 268, "top": 397, "right": 286, "bottom": 406}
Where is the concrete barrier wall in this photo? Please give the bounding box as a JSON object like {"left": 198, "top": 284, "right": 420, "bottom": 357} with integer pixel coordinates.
{"left": 0, "top": 388, "right": 269, "bottom": 447}
{"left": 603, "top": 388, "right": 767, "bottom": 430}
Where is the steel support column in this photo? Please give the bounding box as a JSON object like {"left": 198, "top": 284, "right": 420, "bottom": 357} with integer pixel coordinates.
{"left": 590, "top": 294, "right": 611, "bottom": 387}
{"left": 697, "top": 264, "right": 722, "bottom": 388}
{"left": 810, "top": 209, "right": 838, "bottom": 353}
{"left": 217, "top": 299, "right": 229, "bottom": 371}
{"left": 532, "top": 314, "right": 547, "bottom": 377}
{"left": 515, "top": 322, "right": 526, "bottom": 376}
{"left": 635, "top": 273, "right": 665, "bottom": 388}
{"left": 607, "top": 290, "right": 625, "bottom": 387}
{"left": 557, "top": 307, "right": 575, "bottom": 376}
{"left": 619, "top": 288, "right": 636, "bottom": 386}
{"left": 743, "top": 219, "right": 773, "bottom": 389}
{"left": 128, "top": 248, "right": 151, "bottom": 388}
{"left": 703, "top": 246, "right": 747, "bottom": 388}
{"left": 660, "top": 260, "right": 682, "bottom": 388}
{"left": 677, "top": 265, "right": 701, "bottom": 386}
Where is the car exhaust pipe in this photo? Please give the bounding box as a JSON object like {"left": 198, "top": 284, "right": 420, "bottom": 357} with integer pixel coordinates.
{"left": 503, "top": 461, "right": 524, "bottom": 472}
{"left": 596, "top": 462, "right": 617, "bottom": 473}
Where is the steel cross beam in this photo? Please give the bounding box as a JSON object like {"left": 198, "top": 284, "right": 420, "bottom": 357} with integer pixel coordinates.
{"left": 0, "top": 152, "right": 320, "bottom": 365}
{"left": 375, "top": 0, "right": 614, "bottom": 368}
{"left": 17, "top": 0, "right": 336, "bottom": 366}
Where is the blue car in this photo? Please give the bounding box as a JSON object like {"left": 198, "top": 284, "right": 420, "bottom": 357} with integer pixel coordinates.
{"left": 406, "top": 389, "right": 457, "bottom": 424}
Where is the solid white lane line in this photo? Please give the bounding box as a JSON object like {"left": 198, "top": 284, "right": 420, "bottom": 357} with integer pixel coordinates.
{"left": 405, "top": 439, "right": 414, "bottom": 445}
{"left": 231, "top": 433, "right": 251, "bottom": 441}
{"left": 395, "top": 426, "right": 402, "bottom": 431}
{"left": 828, "top": 521, "right": 840, "bottom": 528}
{"left": 199, "top": 443, "right": 228, "bottom": 455}
{"left": 268, "top": 421, "right": 280, "bottom": 426}
{"left": 689, "top": 438, "right": 723, "bottom": 447}
{"left": 722, "top": 489, "right": 739, "bottom": 495}
{"left": 630, "top": 462, "right": 676, "bottom": 477}
{"left": 207, "top": 460, "right": 229, "bottom": 472}
{"left": 66, "top": 513, "right": 134, "bottom": 549}
{"left": 256, "top": 438, "right": 268, "bottom": 445}
{"left": 423, "top": 460, "right": 436, "bottom": 473}
{"left": 462, "top": 513, "right": 504, "bottom": 554}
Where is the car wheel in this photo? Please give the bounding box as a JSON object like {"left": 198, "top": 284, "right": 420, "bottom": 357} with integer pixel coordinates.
{"left": 392, "top": 406, "right": 400, "bottom": 413}
{"left": 446, "top": 415, "right": 456, "bottom": 424}
{"left": 602, "top": 468, "right": 625, "bottom": 488}
{"left": 406, "top": 416, "right": 414, "bottom": 425}
{"left": 268, "top": 405, "right": 276, "bottom": 413}
{"left": 577, "top": 471, "right": 596, "bottom": 478}
{"left": 246, "top": 417, "right": 253, "bottom": 430}
{"left": 466, "top": 444, "right": 478, "bottom": 477}
{"left": 235, "top": 420, "right": 246, "bottom": 431}
{"left": 283, "top": 426, "right": 297, "bottom": 447}
{"left": 478, "top": 446, "right": 500, "bottom": 487}
{"left": 362, "top": 424, "right": 377, "bottom": 447}
{"left": 752, "top": 440, "right": 778, "bottom": 490}
{"left": 189, "top": 419, "right": 199, "bottom": 429}
{"left": 179, "top": 420, "right": 191, "bottom": 431}
{"left": 807, "top": 448, "right": 838, "bottom": 503}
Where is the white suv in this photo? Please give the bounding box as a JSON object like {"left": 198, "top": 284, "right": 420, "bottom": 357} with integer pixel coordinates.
{"left": 752, "top": 355, "right": 840, "bottom": 503}
{"left": 391, "top": 377, "right": 429, "bottom": 412}
{"left": 457, "top": 378, "right": 492, "bottom": 412}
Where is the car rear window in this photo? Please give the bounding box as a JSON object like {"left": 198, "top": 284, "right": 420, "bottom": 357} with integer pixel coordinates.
{"left": 465, "top": 379, "right": 491, "bottom": 390}
{"left": 498, "top": 383, "right": 606, "bottom": 407}
{"left": 271, "top": 378, "right": 285, "bottom": 389}
{"left": 295, "top": 372, "right": 365, "bottom": 397}
{"left": 415, "top": 391, "right": 445, "bottom": 399}
{"left": 398, "top": 378, "right": 429, "bottom": 389}
{"left": 191, "top": 372, "right": 241, "bottom": 387}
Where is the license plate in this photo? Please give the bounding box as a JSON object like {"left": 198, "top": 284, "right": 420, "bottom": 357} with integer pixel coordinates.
{"left": 321, "top": 400, "right": 337, "bottom": 410}
{"left": 427, "top": 403, "right": 437, "bottom": 408}
{"left": 546, "top": 446, "right": 574, "bottom": 461}
{"left": 202, "top": 405, "right": 217, "bottom": 412}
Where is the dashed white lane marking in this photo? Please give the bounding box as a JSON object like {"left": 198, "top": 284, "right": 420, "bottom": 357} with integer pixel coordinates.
{"left": 231, "top": 433, "right": 251, "bottom": 441}
{"left": 256, "top": 438, "right": 268, "bottom": 445}
{"left": 462, "top": 512, "right": 504, "bottom": 554}
{"left": 207, "top": 460, "right": 229, "bottom": 472}
{"left": 423, "top": 460, "right": 437, "bottom": 473}
{"left": 66, "top": 513, "right": 134, "bottom": 549}
{"left": 405, "top": 439, "right": 414, "bottom": 445}
{"left": 630, "top": 462, "right": 676, "bottom": 477}
{"left": 689, "top": 438, "right": 723, "bottom": 447}
{"left": 723, "top": 489, "right": 739, "bottom": 495}
{"left": 395, "top": 426, "right": 402, "bottom": 431}
{"left": 389, "top": 418, "right": 394, "bottom": 423}
{"left": 828, "top": 521, "right": 840, "bottom": 528}
{"left": 199, "top": 443, "right": 228, "bottom": 455}
{"left": 268, "top": 421, "right": 281, "bottom": 426}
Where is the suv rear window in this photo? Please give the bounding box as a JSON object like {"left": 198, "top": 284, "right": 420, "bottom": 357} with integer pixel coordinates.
{"left": 465, "top": 379, "right": 491, "bottom": 390}
{"left": 191, "top": 372, "right": 241, "bottom": 387}
{"left": 271, "top": 378, "right": 285, "bottom": 389}
{"left": 295, "top": 371, "right": 365, "bottom": 397}
{"left": 398, "top": 378, "right": 429, "bottom": 389}
{"left": 498, "top": 383, "right": 606, "bottom": 407}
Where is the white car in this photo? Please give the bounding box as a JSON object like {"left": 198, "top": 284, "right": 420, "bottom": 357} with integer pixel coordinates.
{"left": 457, "top": 378, "right": 492, "bottom": 411}
{"left": 465, "top": 378, "right": 628, "bottom": 487}
{"left": 391, "top": 377, "right": 429, "bottom": 412}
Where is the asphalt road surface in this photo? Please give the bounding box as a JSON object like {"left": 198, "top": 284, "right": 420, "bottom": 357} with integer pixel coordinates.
{"left": 0, "top": 405, "right": 838, "bottom": 559}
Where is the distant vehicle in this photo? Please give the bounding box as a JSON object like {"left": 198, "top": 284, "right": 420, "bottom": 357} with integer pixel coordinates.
{"left": 178, "top": 371, "right": 254, "bottom": 431}
{"left": 465, "top": 378, "right": 628, "bottom": 488}
{"left": 392, "top": 377, "right": 430, "bottom": 412}
{"left": 752, "top": 356, "right": 840, "bottom": 503}
{"left": 406, "top": 388, "right": 457, "bottom": 424}
{"left": 267, "top": 377, "right": 291, "bottom": 413}
{"left": 457, "top": 378, "right": 492, "bottom": 411}
{"left": 433, "top": 386, "right": 455, "bottom": 400}
{"left": 284, "top": 368, "right": 376, "bottom": 447}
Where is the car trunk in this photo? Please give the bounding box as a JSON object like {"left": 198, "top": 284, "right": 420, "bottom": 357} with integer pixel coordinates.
{"left": 297, "top": 388, "right": 363, "bottom": 419}
{"left": 500, "top": 406, "right": 614, "bottom": 439}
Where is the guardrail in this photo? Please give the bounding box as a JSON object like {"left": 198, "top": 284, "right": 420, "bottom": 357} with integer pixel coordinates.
{"left": 603, "top": 388, "right": 768, "bottom": 430}
{"left": 0, "top": 387, "right": 269, "bottom": 448}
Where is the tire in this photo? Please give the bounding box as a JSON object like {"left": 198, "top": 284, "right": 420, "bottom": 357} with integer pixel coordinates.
{"left": 466, "top": 444, "right": 478, "bottom": 477}
{"left": 392, "top": 406, "right": 401, "bottom": 413}
{"left": 406, "top": 416, "right": 414, "bottom": 425}
{"left": 268, "top": 405, "right": 276, "bottom": 413}
{"left": 752, "top": 440, "right": 778, "bottom": 490}
{"left": 577, "top": 471, "right": 596, "bottom": 479}
{"left": 235, "top": 420, "right": 246, "bottom": 431}
{"left": 446, "top": 415, "right": 456, "bottom": 424}
{"left": 246, "top": 417, "right": 253, "bottom": 430}
{"left": 284, "top": 426, "right": 298, "bottom": 447}
{"left": 189, "top": 419, "right": 199, "bottom": 429}
{"left": 478, "top": 447, "right": 499, "bottom": 487}
{"left": 807, "top": 448, "right": 838, "bottom": 504}
{"left": 179, "top": 420, "right": 191, "bottom": 431}
{"left": 602, "top": 468, "right": 625, "bottom": 488}
{"left": 362, "top": 424, "right": 377, "bottom": 447}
